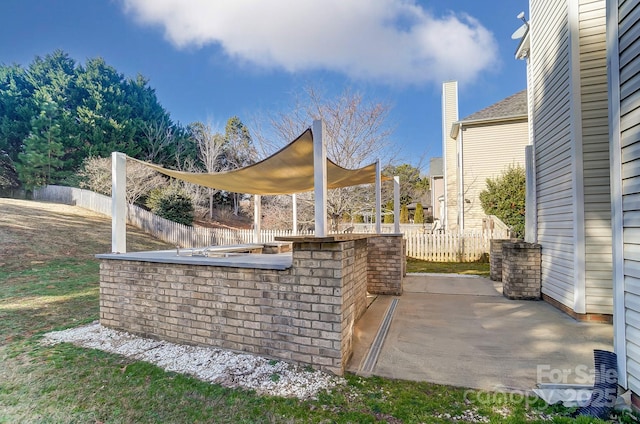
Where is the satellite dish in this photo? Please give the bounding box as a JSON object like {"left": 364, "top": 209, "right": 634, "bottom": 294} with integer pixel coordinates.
{"left": 511, "top": 23, "right": 528, "bottom": 40}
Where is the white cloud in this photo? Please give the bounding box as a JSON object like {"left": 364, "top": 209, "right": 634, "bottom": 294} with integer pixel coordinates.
{"left": 121, "top": 0, "right": 499, "bottom": 85}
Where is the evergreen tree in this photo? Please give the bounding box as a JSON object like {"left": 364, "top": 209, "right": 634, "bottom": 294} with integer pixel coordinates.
{"left": 400, "top": 204, "right": 409, "bottom": 223}
{"left": 382, "top": 163, "right": 429, "bottom": 205}
{"left": 17, "top": 97, "right": 64, "bottom": 189}
{"left": 1, "top": 51, "right": 192, "bottom": 188}
{"left": 414, "top": 203, "right": 424, "bottom": 224}
{"left": 0, "top": 64, "right": 35, "bottom": 162}
{"left": 384, "top": 200, "right": 394, "bottom": 223}
{"left": 146, "top": 186, "right": 194, "bottom": 226}
{"left": 479, "top": 166, "right": 526, "bottom": 238}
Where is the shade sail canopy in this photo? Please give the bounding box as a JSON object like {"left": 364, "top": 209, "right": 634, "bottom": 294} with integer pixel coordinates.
{"left": 129, "top": 128, "right": 388, "bottom": 195}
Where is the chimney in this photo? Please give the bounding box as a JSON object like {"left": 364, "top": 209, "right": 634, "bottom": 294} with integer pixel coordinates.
{"left": 441, "top": 81, "right": 459, "bottom": 232}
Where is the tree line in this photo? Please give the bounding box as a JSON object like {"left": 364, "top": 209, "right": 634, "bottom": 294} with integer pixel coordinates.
{"left": 0, "top": 50, "right": 197, "bottom": 189}
{"left": 1, "top": 50, "right": 432, "bottom": 228}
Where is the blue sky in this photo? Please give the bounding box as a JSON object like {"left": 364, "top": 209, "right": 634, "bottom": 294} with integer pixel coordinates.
{"left": 1, "top": 0, "right": 529, "bottom": 172}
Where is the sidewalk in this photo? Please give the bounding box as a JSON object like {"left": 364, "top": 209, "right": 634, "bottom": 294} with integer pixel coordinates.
{"left": 347, "top": 274, "right": 613, "bottom": 392}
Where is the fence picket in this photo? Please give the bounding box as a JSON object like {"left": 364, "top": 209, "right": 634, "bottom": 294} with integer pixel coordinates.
{"left": 32, "top": 185, "right": 495, "bottom": 262}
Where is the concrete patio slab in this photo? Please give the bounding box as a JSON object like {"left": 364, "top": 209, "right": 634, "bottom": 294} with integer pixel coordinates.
{"left": 348, "top": 274, "right": 613, "bottom": 392}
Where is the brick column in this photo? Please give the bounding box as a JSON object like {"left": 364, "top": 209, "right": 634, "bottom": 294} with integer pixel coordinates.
{"left": 490, "top": 239, "right": 510, "bottom": 281}
{"left": 366, "top": 234, "right": 404, "bottom": 295}
{"left": 502, "top": 241, "right": 542, "bottom": 300}
{"left": 290, "top": 238, "right": 369, "bottom": 374}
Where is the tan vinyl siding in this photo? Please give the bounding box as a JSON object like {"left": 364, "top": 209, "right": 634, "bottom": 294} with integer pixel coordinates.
{"left": 460, "top": 121, "right": 528, "bottom": 232}
{"left": 530, "top": 0, "right": 575, "bottom": 308}
{"left": 442, "top": 82, "right": 459, "bottom": 232}
{"left": 579, "top": 0, "right": 612, "bottom": 314}
{"left": 619, "top": 0, "right": 640, "bottom": 396}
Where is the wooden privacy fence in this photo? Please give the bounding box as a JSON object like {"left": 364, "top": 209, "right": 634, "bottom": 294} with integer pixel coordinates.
{"left": 32, "top": 185, "right": 493, "bottom": 261}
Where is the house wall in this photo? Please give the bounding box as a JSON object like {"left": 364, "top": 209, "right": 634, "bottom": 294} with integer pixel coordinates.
{"left": 579, "top": 0, "right": 612, "bottom": 314}
{"left": 529, "top": 0, "right": 612, "bottom": 316}
{"left": 610, "top": 0, "right": 640, "bottom": 397}
{"left": 530, "top": 0, "right": 577, "bottom": 310}
{"left": 460, "top": 120, "right": 529, "bottom": 232}
{"left": 442, "top": 81, "right": 459, "bottom": 232}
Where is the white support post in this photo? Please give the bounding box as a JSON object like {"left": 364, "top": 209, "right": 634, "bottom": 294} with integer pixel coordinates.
{"left": 313, "top": 120, "right": 328, "bottom": 237}
{"left": 254, "top": 194, "right": 261, "bottom": 243}
{"left": 393, "top": 176, "right": 400, "bottom": 234}
{"left": 375, "top": 159, "right": 382, "bottom": 234}
{"left": 111, "top": 152, "right": 127, "bottom": 253}
{"left": 292, "top": 193, "right": 298, "bottom": 236}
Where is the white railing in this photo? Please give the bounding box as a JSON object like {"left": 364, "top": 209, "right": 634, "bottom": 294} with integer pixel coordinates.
{"left": 32, "top": 185, "right": 501, "bottom": 261}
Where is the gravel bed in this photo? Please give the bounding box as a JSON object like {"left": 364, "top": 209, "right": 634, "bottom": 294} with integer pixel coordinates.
{"left": 41, "top": 322, "right": 345, "bottom": 399}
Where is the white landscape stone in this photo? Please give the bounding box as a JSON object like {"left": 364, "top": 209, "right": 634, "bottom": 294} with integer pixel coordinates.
{"left": 41, "top": 322, "right": 345, "bottom": 399}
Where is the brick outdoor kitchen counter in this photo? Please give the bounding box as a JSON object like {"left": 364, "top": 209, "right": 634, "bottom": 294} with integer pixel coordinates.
{"left": 96, "top": 234, "right": 405, "bottom": 375}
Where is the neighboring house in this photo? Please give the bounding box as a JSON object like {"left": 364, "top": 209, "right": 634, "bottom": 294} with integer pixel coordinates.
{"left": 518, "top": 0, "right": 612, "bottom": 320}
{"left": 429, "top": 157, "right": 444, "bottom": 224}
{"left": 441, "top": 81, "right": 529, "bottom": 234}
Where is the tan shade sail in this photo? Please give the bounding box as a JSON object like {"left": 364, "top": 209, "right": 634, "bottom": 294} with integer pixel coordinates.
{"left": 129, "top": 128, "right": 388, "bottom": 195}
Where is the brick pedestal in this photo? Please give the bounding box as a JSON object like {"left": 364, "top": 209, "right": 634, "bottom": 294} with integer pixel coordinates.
{"left": 366, "top": 234, "right": 405, "bottom": 295}
{"left": 490, "top": 239, "right": 509, "bottom": 281}
{"left": 502, "top": 241, "right": 542, "bottom": 300}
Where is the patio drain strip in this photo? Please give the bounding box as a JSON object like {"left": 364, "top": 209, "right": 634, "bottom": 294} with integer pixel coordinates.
{"left": 359, "top": 298, "right": 399, "bottom": 374}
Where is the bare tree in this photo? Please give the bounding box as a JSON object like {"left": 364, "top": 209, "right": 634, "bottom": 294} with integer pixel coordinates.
{"left": 253, "top": 86, "right": 395, "bottom": 227}
{"left": 141, "top": 121, "right": 175, "bottom": 164}
{"left": 224, "top": 117, "right": 257, "bottom": 216}
{"left": 173, "top": 156, "right": 210, "bottom": 219}
{"left": 190, "top": 121, "right": 227, "bottom": 219}
{"left": 77, "top": 156, "right": 166, "bottom": 205}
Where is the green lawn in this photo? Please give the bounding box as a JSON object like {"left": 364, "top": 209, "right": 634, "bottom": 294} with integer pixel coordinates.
{"left": 407, "top": 258, "right": 490, "bottom": 277}
{"left": 0, "top": 199, "right": 623, "bottom": 423}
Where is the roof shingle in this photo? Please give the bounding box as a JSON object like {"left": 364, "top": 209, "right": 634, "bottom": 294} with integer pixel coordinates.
{"left": 460, "top": 89, "right": 527, "bottom": 122}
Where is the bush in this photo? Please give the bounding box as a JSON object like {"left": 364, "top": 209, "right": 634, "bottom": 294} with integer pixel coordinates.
{"left": 414, "top": 203, "right": 424, "bottom": 224}
{"left": 146, "top": 186, "right": 195, "bottom": 226}
{"left": 400, "top": 204, "right": 409, "bottom": 223}
{"left": 479, "top": 165, "right": 525, "bottom": 238}
{"left": 384, "top": 200, "right": 394, "bottom": 223}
